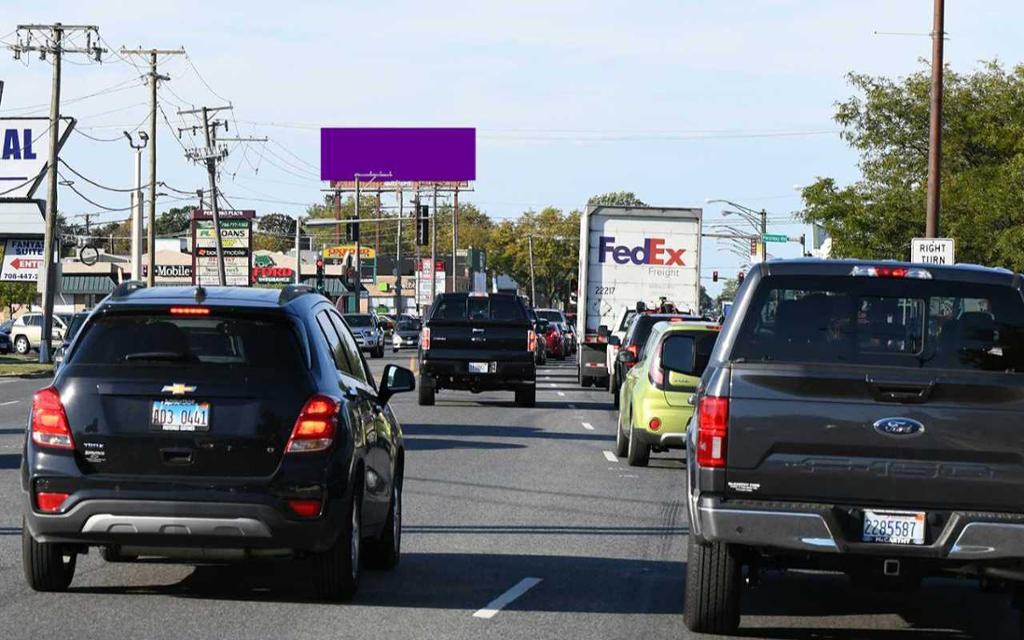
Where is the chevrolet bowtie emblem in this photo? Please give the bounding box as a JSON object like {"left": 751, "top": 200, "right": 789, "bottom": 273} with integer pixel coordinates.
{"left": 161, "top": 383, "right": 196, "bottom": 396}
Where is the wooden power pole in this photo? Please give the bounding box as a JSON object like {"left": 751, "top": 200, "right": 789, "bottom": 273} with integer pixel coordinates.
{"left": 925, "top": 0, "right": 945, "bottom": 238}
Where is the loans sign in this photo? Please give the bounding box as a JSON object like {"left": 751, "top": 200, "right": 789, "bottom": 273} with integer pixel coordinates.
{"left": 191, "top": 210, "right": 254, "bottom": 286}
{"left": 911, "top": 238, "right": 955, "bottom": 265}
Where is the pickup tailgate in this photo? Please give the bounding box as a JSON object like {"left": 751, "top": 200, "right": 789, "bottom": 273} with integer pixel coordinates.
{"left": 428, "top": 324, "right": 531, "bottom": 362}
{"left": 722, "top": 271, "right": 1024, "bottom": 513}
{"left": 725, "top": 363, "right": 1024, "bottom": 511}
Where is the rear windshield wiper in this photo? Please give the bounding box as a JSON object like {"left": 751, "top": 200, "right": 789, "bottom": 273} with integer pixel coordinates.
{"left": 123, "top": 351, "right": 189, "bottom": 362}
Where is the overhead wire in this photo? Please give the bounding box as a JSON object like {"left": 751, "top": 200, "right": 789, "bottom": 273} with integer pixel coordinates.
{"left": 58, "top": 159, "right": 152, "bottom": 192}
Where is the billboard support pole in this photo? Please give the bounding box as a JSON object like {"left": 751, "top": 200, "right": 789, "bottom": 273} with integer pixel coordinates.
{"left": 353, "top": 175, "right": 360, "bottom": 313}
{"left": 414, "top": 188, "right": 421, "bottom": 315}
{"left": 451, "top": 185, "right": 459, "bottom": 293}
{"left": 395, "top": 187, "right": 403, "bottom": 316}
{"left": 431, "top": 185, "right": 437, "bottom": 302}
{"left": 294, "top": 216, "right": 302, "bottom": 284}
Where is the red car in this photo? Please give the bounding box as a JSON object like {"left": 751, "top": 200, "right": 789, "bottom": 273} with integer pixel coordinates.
{"left": 543, "top": 323, "right": 567, "bottom": 360}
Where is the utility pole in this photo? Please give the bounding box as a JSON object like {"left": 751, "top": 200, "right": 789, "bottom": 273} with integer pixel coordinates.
{"left": 124, "top": 131, "right": 148, "bottom": 280}
{"left": 925, "top": 0, "right": 945, "bottom": 238}
{"left": 178, "top": 105, "right": 232, "bottom": 285}
{"left": 414, "top": 188, "right": 421, "bottom": 315}
{"left": 528, "top": 235, "right": 537, "bottom": 305}
{"left": 294, "top": 216, "right": 302, "bottom": 284}
{"left": 10, "top": 23, "right": 104, "bottom": 364}
{"left": 759, "top": 209, "right": 767, "bottom": 263}
{"left": 120, "top": 48, "right": 184, "bottom": 285}
{"left": 354, "top": 176, "right": 361, "bottom": 313}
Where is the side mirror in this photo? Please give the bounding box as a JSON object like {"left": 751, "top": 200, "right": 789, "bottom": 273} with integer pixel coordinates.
{"left": 607, "top": 335, "right": 621, "bottom": 347}
{"left": 379, "top": 364, "right": 415, "bottom": 405}
{"left": 617, "top": 349, "right": 637, "bottom": 365}
{"left": 661, "top": 334, "right": 698, "bottom": 377}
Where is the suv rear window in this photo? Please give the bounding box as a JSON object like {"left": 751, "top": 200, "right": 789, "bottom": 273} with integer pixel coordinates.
{"left": 431, "top": 295, "right": 526, "bottom": 323}
{"left": 72, "top": 314, "right": 307, "bottom": 370}
{"left": 732, "top": 275, "right": 1024, "bottom": 372}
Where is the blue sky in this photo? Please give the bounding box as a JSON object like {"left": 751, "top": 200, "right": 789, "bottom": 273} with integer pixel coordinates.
{"left": 2, "top": 1, "right": 1023, "bottom": 293}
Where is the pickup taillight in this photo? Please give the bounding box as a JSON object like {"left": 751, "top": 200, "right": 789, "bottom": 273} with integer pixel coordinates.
{"left": 696, "top": 396, "right": 729, "bottom": 468}
{"left": 420, "top": 327, "right": 431, "bottom": 350}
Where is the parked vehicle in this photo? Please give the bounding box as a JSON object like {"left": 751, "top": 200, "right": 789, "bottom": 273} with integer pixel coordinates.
{"left": 0, "top": 318, "right": 13, "bottom": 335}
{"left": 21, "top": 283, "right": 414, "bottom": 600}
{"left": 576, "top": 205, "right": 702, "bottom": 388}
{"left": 391, "top": 318, "right": 421, "bottom": 352}
{"left": 418, "top": 292, "right": 536, "bottom": 407}
{"left": 0, "top": 331, "right": 9, "bottom": 354}
{"left": 343, "top": 313, "right": 385, "bottom": 358}
{"left": 608, "top": 312, "right": 705, "bottom": 408}
{"left": 685, "top": 260, "right": 1024, "bottom": 635}
{"left": 10, "top": 312, "right": 69, "bottom": 355}
{"left": 615, "top": 321, "right": 719, "bottom": 466}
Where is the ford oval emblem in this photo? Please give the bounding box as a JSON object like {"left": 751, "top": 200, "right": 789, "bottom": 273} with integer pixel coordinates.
{"left": 873, "top": 417, "right": 924, "bottom": 437}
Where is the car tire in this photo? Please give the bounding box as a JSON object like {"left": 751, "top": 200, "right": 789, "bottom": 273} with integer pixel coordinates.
{"left": 22, "top": 519, "right": 76, "bottom": 592}
{"left": 374, "top": 345, "right": 384, "bottom": 358}
{"left": 365, "top": 476, "right": 401, "bottom": 570}
{"left": 614, "top": 411, "right": 629, "bottom": 458}
{"left": 611, "top": 377, "right": 620, "bottom": 409}
{"left": 313, "top": 487, "right": 362, "bottom": 602}
{"left": 14, "top": 335, "right": 30, "bottom": 355}
{"left": 626, "top": 421, "right": 650, "bottom": 467}
{"left": 683, "top": 534, "right": 742, "bottom": 635}
{"left": 417, "top": 374, "right": 435, "bottom": 406}
{"left": 581, "top": 376, "right": 593, "bottom": 388}
{"left": 515, "top": 384, "right": 536, "bottom": 408}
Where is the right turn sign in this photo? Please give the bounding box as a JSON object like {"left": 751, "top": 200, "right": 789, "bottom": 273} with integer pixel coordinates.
{"left": 911, "top": 238, "right": 955, "bottom": 265}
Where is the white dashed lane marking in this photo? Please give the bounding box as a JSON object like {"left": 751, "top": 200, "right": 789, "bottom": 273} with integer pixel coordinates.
{"left": 581, "top": 422, "right": 594, "bottom": 431}
{"left": 602, "top": 450, "right": 617, "bottom": 462}
{"left": 473, "top": 578, "right": 543, "bottom": 619}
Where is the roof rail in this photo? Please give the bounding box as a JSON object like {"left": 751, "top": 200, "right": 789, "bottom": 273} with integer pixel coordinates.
{"left": 278, "top": 284, "right": 316, "bottom": 305}
{"left": 111, "top": 280, "right": 146, "bottom": 299}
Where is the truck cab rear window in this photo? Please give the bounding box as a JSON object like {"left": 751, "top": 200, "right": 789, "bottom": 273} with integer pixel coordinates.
{"left": 431, "top": 295, "right": 526, "bottom": 322}
{"left": 732, "top": 276, "right": 1024, "bottom": 372}
{"left": 71, "top": 315, "right": 306, "bottom": 370}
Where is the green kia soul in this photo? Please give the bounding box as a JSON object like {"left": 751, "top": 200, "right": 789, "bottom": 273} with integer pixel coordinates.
{"left": 614, "top": 321, "right": 720, "bottom": 466}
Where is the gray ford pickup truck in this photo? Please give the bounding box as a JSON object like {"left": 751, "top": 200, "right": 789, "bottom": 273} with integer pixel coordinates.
{"left": 684, "top": 259, "right": 1024, "bottom": 635}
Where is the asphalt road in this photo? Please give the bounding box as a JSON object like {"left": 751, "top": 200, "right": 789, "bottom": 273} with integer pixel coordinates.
{"left": 0, "top": 355, "right": 1019, "bottom": 639}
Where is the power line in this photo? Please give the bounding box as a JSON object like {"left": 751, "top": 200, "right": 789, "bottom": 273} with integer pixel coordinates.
{"left": 59, "top": 159, "right": 152, "bottom": 192}
{"left": 184, "top": 51, "right": 231, "bottom": 103}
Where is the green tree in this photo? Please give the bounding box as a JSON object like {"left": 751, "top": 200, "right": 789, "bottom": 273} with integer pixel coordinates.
{"left": 699, "top": 286, "right": 715, "bottom": 317}
{"left": 587, "top": 191, "right": 647, "bottom": 207}
{"left": 254, "top": 213, "right": 296, "bottom": 252}
{"left": 155, "top": 206, "right": 192, "bottom": 237}
{"left": 487, "top": 207, "right": 579, "bottom": 307}
{"left": 716, "top": 278, "right": 740, "bottom": 304}
{"left": 801, "top": 61, "right": 1024, "bottom": 269}
{"left": 0, "top": 282, "right": 35, "bottom": 316}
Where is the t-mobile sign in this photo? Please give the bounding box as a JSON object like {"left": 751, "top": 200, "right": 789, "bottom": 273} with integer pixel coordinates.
{"left": 320, "top": 128, "right": 476, "bottom": 182}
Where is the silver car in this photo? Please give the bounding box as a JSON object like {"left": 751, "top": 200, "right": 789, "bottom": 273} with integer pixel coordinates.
{"left": 391, "top": 319, "right": 421, "bottom": 352}
{"left": 343, "top": 313, "right": 385, "bottom": 358}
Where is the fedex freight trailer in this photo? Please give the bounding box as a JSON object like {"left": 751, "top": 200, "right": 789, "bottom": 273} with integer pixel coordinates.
{"left": 575, "top": 205, "right": 702, "bottom": 387}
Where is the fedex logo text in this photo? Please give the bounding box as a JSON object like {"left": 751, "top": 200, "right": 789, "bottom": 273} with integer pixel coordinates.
{"left": 597, "top": 236, "right": 686, "bottom": 266}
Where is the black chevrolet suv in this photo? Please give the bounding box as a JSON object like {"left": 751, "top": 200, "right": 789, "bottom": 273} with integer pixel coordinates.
{"left": 418, "top": 292, "right": 537, "bottom": 407}
{"left": 21, "top": 283, "right": 414, "bottom": 601}
{"left": 685, "top": 260, "right": 1024, "bottom": 635}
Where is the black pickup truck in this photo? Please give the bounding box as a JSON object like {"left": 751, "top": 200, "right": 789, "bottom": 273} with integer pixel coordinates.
{"left": 417, "top": 292, "right": 537, "bottom": 407}
{"left": 684, "top": 259, "right": 1024, "bottom": 635}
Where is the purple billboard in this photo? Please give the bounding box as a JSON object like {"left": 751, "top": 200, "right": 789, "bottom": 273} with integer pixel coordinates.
{"left": 320, "top": 127, "right": 476, "bottom": 182}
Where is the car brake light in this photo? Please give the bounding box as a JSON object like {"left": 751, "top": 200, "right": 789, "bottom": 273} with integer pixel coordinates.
{"left": 169, "top": 306, "right": 210, "bottom": 315}
{"left": 286, "top": 394, "right": 339, "bottom": 453}
{"left": 649, "top": 417, "right": 662, "bottom": 431}
{"left": 697, "top": 396, "right": 729, "bottom": 468}
{"left": 527, "top": 330, "right": 537, "bottom": 352}
{"left": 420, "top": 327, "right": 431, "bottom": 350}
{"left": 31, "top": 387, "right": 74, "bottom": 450}
{"left": 850, "top": 265, "right": 932, "bottom": 279}
{"left": 625, "top": 344, "right": 640, "bottom": 369}
{"left": 649, "top": 344, "right": 664, "bottom": 387}
{"left": 287, "top": 499, "right": 322, "bottom": 518}
{"left": 36, "top": 491, "right": 70, "bottom": 513}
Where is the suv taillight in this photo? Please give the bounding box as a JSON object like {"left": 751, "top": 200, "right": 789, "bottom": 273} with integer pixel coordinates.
{"left": 31, "top": 387, "right": 74, "bottom": 450}
{"left": 696, "top": 396, "right": 729, "bottom": 468}
{"left": 420, "top": 327, "right": 431, "bottom": 350}
{"left": 527, "top": 330, "right": 537, "bottom": 352}
{"left": 286, "top": 394, "right": 339, "bottom": 453}
{"left": 649, "top": 343, "right": 664, "bottom": 388}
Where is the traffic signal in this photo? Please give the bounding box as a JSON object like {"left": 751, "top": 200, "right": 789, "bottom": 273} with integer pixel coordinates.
{"left": 712, "top": 270, "right": 719, "bottom": 283}
{"left": 346, "top": 219, "right": 360, "bottom": 242}
{"left": 737, "top": 271, "right": 745, "bottom": 283}
{"left": 416, "top": 204, "right": 429, "bottom": 246}
{"left": 316, "top": 258, "right": 325, "bottom": 292}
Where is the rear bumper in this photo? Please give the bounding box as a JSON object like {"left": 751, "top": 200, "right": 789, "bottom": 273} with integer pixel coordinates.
{"left": 696, "top": 496, "right": 1024, "bottom": 563}
{"left": 421, "top": 357, "right": 535, "bottom": 390}
{"left": 24, "top": 497, "right": 345, "bottom": 553}
{"left": 631, "top": 394, "right": 693, "bottom": 448}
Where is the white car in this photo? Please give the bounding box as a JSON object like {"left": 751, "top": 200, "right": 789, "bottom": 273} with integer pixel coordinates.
{"left": 10, "top": 313, "right": 68, "bottom": 355}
